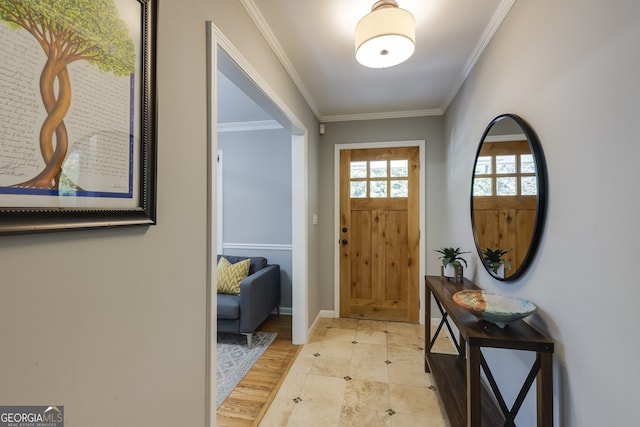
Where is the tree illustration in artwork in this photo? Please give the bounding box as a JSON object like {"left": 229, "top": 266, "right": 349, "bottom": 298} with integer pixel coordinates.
{"left": 0, "top": 0, "right": 135, "bottom": 190}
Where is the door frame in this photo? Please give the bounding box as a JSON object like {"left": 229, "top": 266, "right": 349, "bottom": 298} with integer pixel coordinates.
{"left": 207, "top": 23, "right": 309, "bottom": 425}
{"left": 334, "top": 140, "right": 426, "bottom": 324}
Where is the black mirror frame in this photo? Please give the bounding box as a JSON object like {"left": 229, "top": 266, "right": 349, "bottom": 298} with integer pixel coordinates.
{"left": 470, "top": 113, "right": 548, "bottom": 281}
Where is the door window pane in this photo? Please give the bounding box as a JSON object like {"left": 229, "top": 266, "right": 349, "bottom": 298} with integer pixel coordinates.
{"left": 350, "top": 161, "right": 367, "bottom": 178}
{"left": 370, "top": 180, "right": 387, "bottom": 198}
{"left": 370, "top": 160, "right": 387, "bottom": 178}
{"left": 520, "top": 154, "right": 535, "bottom": 173}
{"left": 475, "top": 156, "right": 492, "bottom": 175}
{"left": 473, "top": 178, "right": 492, "bottom": 196}
{"left": 390, "top": 180, "right": 408, "bottom": 197}
{"left": 496, "top": 155, "right": 516, "bottom": 174}
{"left": 496, "top": 177, "right": 517, "bottom": 195}
{"left": 390, "top": 160, "right": 408, "bottom": 177}
{"left": 521, "top": 176, "right": 537, "bottom": 195}
{"left": 350, "top": 181, "right": 367, "bottom": 198}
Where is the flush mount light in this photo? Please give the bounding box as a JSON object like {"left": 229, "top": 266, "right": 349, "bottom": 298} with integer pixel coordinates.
{"left": 355, "top": 0, "right": 415, "bottom": 68}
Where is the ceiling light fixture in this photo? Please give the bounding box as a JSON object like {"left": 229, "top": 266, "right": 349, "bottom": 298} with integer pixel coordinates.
{"left": 355, "top": 0, "right": 415, "bottom": 68}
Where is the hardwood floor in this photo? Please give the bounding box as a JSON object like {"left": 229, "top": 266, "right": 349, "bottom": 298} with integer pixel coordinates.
{"left": 216, "top": 314, "right": 299, "bottom": 427}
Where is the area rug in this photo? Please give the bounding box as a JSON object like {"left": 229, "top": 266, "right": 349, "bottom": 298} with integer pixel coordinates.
{"left": 216, "top": 331, "right": 277, "bottom": 408}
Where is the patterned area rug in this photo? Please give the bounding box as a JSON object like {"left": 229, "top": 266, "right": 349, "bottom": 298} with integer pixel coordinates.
{"left": 216, "top": 331, "right": 277, "bottom": 408}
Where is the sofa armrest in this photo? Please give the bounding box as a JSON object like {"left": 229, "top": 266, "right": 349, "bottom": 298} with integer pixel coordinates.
{"left": 238, "top": 264, "right": 280, "bottom": 334}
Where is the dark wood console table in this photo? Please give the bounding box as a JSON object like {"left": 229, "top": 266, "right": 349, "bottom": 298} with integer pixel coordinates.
{"left": 424, "top": 275, "right": 554, "bottom": 427}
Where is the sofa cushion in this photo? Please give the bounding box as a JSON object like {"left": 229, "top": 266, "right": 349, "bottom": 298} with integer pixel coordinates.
{"left": 216, "top": 257, "right": 250, "bottom": 294}
{"left": 216, "top": 255, "right": 268, "bottom": 275}
{"left": 217, "top": 294, "right": 240, "bottom": 319}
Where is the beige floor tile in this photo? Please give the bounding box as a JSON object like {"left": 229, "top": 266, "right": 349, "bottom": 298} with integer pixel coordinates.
{"left": 387, "top": 331, "right": 423, "bottom": 347}
{"left": 309, "top": 354, "right": 352, "bottom": 378}
{"left": 389, "top": 383, "right": 440, "bottom": 416}
{"left": 356, "top": 319, "right": 388, "bottom": 332}
{"left": 355, "top": 329, "right": 388, "bottom": 345}
{"left": 317, "top": 338, "right": 356, "bottom": 358}
{"left": 288, "top": 351, "right": 316, "bottom": 374}
{"left": 343, "top": 379, "right": 390, "bottom": 410}
{"left": 259, "top": 397, "right": 295, "bottom": 427}
{"left": 387, "top": 362, "right": 432, "bottom": 387}
{"left": 387, "top": 345, "right": 424, "bottom": 364}
{"left": 390, "top": 412, "right": 448, "bottom": 427}
{"left": 324, "top": 327, "right": 358, "bottom": 342}
{"left": 276, "top": 372, "right": 307, "bottom": 399}
{"left": 385, "top": 321, "right": 422, "bottom": 337}
{"left": 322, "top": 317, "right": 359, "bottom": 330}
{"left": 339, "top": 405, "right": 391, "bottom": 427}
{"left": 286, "top": 400, "right": 342, "bottom": 427}
{"left": 349, "top": 357, "right": 389, "bottom": 383}
{"left": 301, "top": 374, "right": 347, "bottom": 405}
{"left": 262, "top": 319, "right": 450, "bottom": 427}
{"left": 352, "top": 342, "right": 388, "bottom": 360}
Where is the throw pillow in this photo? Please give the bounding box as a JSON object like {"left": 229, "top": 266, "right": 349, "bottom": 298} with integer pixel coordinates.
{"left": 216, "top": 257, "right": 250, "bottom": 295}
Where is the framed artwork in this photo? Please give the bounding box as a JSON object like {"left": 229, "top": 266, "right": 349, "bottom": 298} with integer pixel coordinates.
{"left": 0, "top": 0, "right": 157, "bottom": 235}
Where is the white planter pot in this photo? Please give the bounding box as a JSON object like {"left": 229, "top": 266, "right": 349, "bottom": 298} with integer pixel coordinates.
{"left": 496, "top": 264, "right": 505, "bottom": 278}
{"left": 443, "top": 264, "right": 456, "bottom": 278}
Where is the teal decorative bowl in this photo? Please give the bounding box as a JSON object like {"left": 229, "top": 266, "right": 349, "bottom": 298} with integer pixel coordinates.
{"left": 453, "top": 290, "right": 536, "bottom": 328}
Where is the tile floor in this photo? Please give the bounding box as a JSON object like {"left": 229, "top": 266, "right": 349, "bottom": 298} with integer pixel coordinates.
{"left": 260, "top": 317, "right": 456, "bottom": 427}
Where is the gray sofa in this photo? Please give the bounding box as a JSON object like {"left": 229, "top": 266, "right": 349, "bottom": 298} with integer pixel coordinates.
{"left": 216, "top": 255, "right": 280, "bottom": 347}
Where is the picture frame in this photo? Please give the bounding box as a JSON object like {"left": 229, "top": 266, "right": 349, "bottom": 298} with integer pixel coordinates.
{"left": 0, "top": 0, "right": 157, "bottom": 235}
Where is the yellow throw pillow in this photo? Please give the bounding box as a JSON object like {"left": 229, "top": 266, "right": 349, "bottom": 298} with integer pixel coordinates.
{"left": 216, "top": 257, "right": 250, "bottom": 295}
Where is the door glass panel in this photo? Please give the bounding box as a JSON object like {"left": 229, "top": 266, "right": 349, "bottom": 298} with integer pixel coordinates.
{"left": 390, "top": 160, "right": 408, "bottom": 177}
{"left": 350, "top": 181, "right": 367, "bottom": 198}
{"left": 473, "top": 177, "right": 492, "bottom": 196}
{"left": 520, "top": 154, "right": 535, "bottom": 173}
{"left": 350, "top": 161, "right": 367, "bottom": 178}
{"left": 370, "top": 160, "right": 387, "bottom": 178}
{"left": 496, "top": 155, "right": 516, "bottom": 174}
{"left": 521, "top": 176, "right": 537, "bottom": 195}
{"left": 496, "top": 177, "right": 517, "bottom": 195}
{"left": 390, "top": 180, "right": 408, "bottom": 197}
{"left": 370, "top": 180, "right": 387, "bottom": 197}
{"left": 475, "top": 156, "right": 492, "bottom": 174}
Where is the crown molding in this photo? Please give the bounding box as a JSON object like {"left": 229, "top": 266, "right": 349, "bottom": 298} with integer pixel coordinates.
{"left": 241, "top": 0, "right": 321, "bottom": 118}
{"left": 320, "top": 108, "right": 443, "bottom": 123}
{"left": 442, "top": 0, "right": 517, "bottom": 112}
{"left": 217, "top": 120, "right": 282, "bottom": 133}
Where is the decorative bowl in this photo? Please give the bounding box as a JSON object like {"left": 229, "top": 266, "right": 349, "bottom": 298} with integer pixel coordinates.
{"left": 452, "top": 290, "right": 536, "bottom": 328}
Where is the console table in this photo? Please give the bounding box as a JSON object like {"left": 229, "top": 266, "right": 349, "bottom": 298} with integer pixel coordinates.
{"left": 424, "top": 275, "right": 554, "bottom": 427}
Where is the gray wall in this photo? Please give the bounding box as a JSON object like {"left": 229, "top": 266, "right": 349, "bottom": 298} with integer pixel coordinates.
{"left": 0, "top": 1, "right": 320, "bottom": 426}
{"left": 444, "top": 1, "right": 640, "bottom": 426}
{"left": 218, "top": 128, "right": 293, "bottom": 308}
{"left": 317, "top": 116, "right": 446, "bottom": 310}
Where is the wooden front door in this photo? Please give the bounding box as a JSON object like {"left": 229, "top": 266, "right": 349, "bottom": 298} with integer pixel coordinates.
{"left": 339, "top": 146, "right": 419, "bottom": 322}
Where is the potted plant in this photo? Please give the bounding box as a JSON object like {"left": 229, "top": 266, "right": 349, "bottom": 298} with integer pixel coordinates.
{"left": 435, "top": 247, "right": 469, "bottom": 282}
{"left": 482, "top": 247, "right": 511, "bottom": 278}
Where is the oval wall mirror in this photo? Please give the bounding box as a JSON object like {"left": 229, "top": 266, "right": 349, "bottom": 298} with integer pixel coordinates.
{"left": 471, "top": 114, "right": 547, "bottom": 281}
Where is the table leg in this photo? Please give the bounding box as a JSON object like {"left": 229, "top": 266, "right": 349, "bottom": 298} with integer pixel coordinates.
{"left": 467, "top": 344, "right": 482, "bottom": 427}
{"left": 537, "top": 352, "right": 554, "bottom": 426}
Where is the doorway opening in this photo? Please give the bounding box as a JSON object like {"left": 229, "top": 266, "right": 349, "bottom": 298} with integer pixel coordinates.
{"left": 206, "top": 22, "right": 309, "bottom": 423}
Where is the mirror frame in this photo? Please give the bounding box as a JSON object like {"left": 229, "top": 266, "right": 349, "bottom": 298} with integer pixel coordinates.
{"left": 470, "top": 113, "right": 547, "bottom": 281}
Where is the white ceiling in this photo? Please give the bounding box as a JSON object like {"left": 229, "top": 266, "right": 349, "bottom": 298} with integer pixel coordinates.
{"left": 239, "top": 0, "right": 515, "bottom": 122}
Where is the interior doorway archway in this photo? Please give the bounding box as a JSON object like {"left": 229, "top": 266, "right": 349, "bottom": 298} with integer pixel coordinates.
{"left": 206, "top": 22, "right": 309, "bottom": 425}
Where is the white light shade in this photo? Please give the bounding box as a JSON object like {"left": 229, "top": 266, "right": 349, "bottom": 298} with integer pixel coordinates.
{"left": 355, "top": 4, "right": 415, "bottom": 68}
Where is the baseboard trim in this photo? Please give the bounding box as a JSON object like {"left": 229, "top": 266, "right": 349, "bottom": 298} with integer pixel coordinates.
{"left": 274, "top": 306, "right": 292, "bottom": 316}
